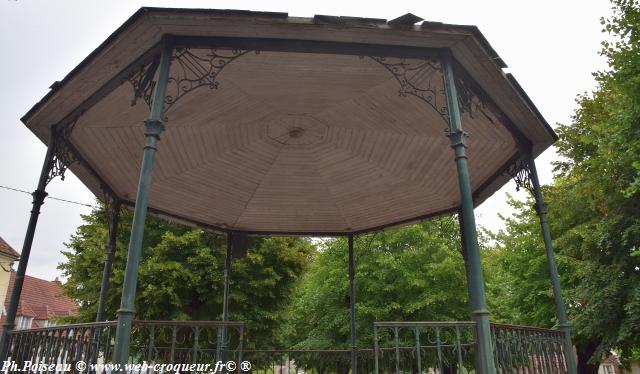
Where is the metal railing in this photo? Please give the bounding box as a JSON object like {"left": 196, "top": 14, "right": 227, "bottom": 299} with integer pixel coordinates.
{"left": 491, "top": 323, "right": 568, "bottom": 374}
{"left": 242, "top": 349, "right": 375, "bottom": 374}
{"left": 4, "top": 320, "right": 244, "bottom": 373}
{"left": 3, "top": 320, "right": 570, "bottom": 374}
{"left": 373, "top": 321, "right": 477, "bottom": 374}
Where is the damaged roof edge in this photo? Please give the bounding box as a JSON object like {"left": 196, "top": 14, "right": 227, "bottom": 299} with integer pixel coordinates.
{"left": 419, "top": 21, "right": 507, "bottom": 69}
{"left": 21, "top": 6, "right": 510, "bottom": 125}
{"left": 21, "top": 7, "right": 151, "bottom": 125}
{"left": 506, "top": 73, "right": 558, "bottom": 142}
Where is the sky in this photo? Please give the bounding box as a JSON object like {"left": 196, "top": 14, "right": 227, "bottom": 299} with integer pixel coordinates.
{"left": 0, "top": 0, "right": 612, "bottom": 280}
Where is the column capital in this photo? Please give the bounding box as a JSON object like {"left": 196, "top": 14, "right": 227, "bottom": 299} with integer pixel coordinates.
{"left": 446, "top": 128, "right": 469, "bottom": 148}
{"left": 144, "top": 119, "right": 165, "bottom": 138}
{"left": 31, "top": 189, "right": 48, "bottom": 206}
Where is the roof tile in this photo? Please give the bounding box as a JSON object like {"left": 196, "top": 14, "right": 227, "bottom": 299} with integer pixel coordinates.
{"left": 0, "top": 237, "right": 19, "bottom": 259}
{"left": 2, "top": 272, "right": 78, "bottom": 322}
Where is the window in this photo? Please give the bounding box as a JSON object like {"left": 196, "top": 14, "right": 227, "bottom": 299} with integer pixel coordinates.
{"left": 603, "top": 364, "right": 614, "bottom": 374}
{"left": 16, "top": 316, "right": 33, "bottom": 330}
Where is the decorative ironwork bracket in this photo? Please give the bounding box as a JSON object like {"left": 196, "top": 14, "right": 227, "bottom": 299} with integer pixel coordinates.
{"left": 366, "top": 56, "right": 449, "bottom": 122}
{"left": 128, "top": 60, "right": 158, "bottom": 107}
{"left": 365, "top": 56, "right": 490, "bottom": 126}
{"left": 505, "top": 158, "right": 534, "bottom": 194}
{"left": 101, "top": 186, "right": 122, "bottom": 222}
{"left": 128, "top": 48, "right": 256, "bottom": 118}
{"left": 455, "top": 76, "right": 485, "bottom": 120}
{"left": 45, "top": 118, "right": 79, "bottom": 186}
{"left": 164, "top": 48, "right": 256, "bottom": 115}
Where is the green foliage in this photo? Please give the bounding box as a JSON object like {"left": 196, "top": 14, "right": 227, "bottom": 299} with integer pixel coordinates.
{"left": 554, "top": 0, "right": 640, "bottom": 362}
{"left": 487, "top": 0, "right": 640, "bottom": 365}
{"left": 58, "top": 204, "right": 314, "bottom": 349}
{"left": 484, "top": 195, "right": 576, "bottom": 328}
{"left": 281, "top": 217, "right": 469, "bottom": 349}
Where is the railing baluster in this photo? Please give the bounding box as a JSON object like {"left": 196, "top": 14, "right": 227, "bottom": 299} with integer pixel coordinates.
{"left": 51, "top": 329, "right": 62, "bottom": 366}
{"left": 192, "top": 325, "right": 199, "bottom": 363}
{"left": 170, "top": 325, "right": 177, "bottom": 363}
{"left": 544, "top": 332, "right": 555, "bottom": 374}
{"left": 237, "top": 323, "right": 244, "bottom": 371}
{"left": 532, "top": 331, "right": 541, "bottom": 373}
{"left": 104, "top": 324, "right": 112, "bottom": 363}
{"left": 393, "top": 327, "right": 400, "bottom": 374}
{"left": 414, "top": 327, "right": 421, "bottom": 374}
{"left": 147, "top": 324, "right": 155, "bottom": 371}
{"left": 435, "top": 327, "right": 443, "bottom": 374}
{"left": 374, "top": 325, "right": 380, "bottom": 374}
{"left": 20, "top": 331, "right": 28, "bottom": 363}
{"left": 489, "top": 323, "right": 569, "bottom": 374}
{"left": 505, "top": 328, "right": 513, "bottom": 374}
{"left": 455, "top": 327, "right": 464, "bottom": 373}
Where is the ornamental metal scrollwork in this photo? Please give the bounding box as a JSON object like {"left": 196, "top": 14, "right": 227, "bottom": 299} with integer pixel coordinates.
{"left": 101, "top": 186, "right": 121, "bottom": 222}
{"left": 163, "top": 48, "right": 256, "bottom": 114}
{"left": 46, "top": 118, "right": 79, "bottom": 186}
{"left": 367, "top": 56, "right": 449, "bottom": 122}
{"left": 127, "top": 60, "right": 158, "bottom": 108}
{"left": 455, "top": 76, "right": 484, "bottom": 119}
{"left": 505, "top": 158, "right": 534, "bottom": 194}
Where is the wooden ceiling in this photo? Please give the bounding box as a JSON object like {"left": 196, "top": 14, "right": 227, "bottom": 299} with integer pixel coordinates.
{"left": 21, "top": 8, "right": 555, "bottom": 235}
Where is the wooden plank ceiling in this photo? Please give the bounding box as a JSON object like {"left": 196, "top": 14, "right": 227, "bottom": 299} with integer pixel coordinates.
{"left": 70, "top": 49, "right": 517, "bottom": 233}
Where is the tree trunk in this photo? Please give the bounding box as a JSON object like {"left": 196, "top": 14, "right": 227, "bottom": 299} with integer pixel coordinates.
{"left": 442, "top": 365, "right": 457, "bottom": 374}
{"left": 576, "top": 341, "right": 600, "bottom": 374}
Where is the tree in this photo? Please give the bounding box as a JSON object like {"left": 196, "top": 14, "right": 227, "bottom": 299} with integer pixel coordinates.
{"left": 486, "top": 2, "right": 640, "bottom": 370}
{"left": 554, "top": 0, "right": 640, "bottom": 368}
{"left": 483, "top": 195, "right": 576, "bottom": 328}
{"left": 281, "top": 217, "right": 469, "bottom": 350}
{"left": 58, "top": 204, "right": 315, "bottom": 349}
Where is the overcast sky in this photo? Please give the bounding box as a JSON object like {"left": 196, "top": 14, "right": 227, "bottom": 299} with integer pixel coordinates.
{"left": 0, "top": 0, "right": 611, "bottom": 280}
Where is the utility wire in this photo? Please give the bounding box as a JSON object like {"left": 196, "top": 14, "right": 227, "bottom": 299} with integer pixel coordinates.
{"left": 0, "top": 185, "right": 93, "bottom": 208}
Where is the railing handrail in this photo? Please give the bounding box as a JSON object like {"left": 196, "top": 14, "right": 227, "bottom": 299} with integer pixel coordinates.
{"left": 131, "top": 320, "right": 244, "bottom": 327}
{"left": 243, "top": 348, "right": 352, "bottom": 353}
{"left": 6, "top": 320, "right": 117, "bottom": 333}
{"left": 491, "top": 322, "right": 565, "bottom": 335}
{"left": 374, "top": 321, "right": 476, "bottom": 327}
{"left": 6, "top": 319, "right": 244, "bottom": 334}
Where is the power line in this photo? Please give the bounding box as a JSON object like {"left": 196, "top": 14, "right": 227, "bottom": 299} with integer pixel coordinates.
{"left": 0, "top": 185, "right": 94, "bottom": 208}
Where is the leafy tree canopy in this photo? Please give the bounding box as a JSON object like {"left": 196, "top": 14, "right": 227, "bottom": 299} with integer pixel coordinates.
{"left": 58, "top": 204, "right": 315, "bottom": 349}
{"left": 487, "top": 1, "right": 640, "bottom": 369}
{"left": 281, "top": 217, "right": 469, "bottom": 349}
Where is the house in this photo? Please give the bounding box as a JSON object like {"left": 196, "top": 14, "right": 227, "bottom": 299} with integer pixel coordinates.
{"left": 598, "top": 352, "right": 640, "bottom": 374}
{"left": 0, "top": 236, "right": 77, "bottom": 329}
{"left": 0, "top": 237, "right": 19, "bottom": 311}
{"left": 600, "top": 354, "right": 624, "bottom": 374}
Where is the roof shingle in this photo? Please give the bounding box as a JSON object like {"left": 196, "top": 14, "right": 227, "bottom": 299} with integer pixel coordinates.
{"left": 2, "top": 272, "right": 77, "bottom": 322}
{"left": 0, "top": 237, "right": 19, "bottom": 259}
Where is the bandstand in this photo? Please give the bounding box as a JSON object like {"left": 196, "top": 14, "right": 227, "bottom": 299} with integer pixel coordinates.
{"left": 3, "top": 8, "right": 575, "bottom": 374}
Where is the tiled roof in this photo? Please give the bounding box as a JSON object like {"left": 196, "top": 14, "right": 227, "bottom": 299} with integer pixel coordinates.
{"left": 2, "top": 272, "right": 78, "bottom": 321}
{"left": 0, "top": 237, "right": 19, "bottom": 259}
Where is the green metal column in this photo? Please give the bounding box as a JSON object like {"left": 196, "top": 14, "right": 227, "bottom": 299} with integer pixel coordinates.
{"left": 222, "top": 232, "right": 232, "bottom": 322}
{"left": 525, "top": 150, "right": 577, "bottom": 374}
{"left": 0, "top": 141, "right": 55, "bottom": 360}
{"left": 96, "top": 199, "right": 121, "bottom": 322}
{"left": 113, "top": 40, "right": 173, "bottom": 365}
{"left": 217, "top": 232, "right": 233, "bottom": 361}
{"left": 442, "top": 53, "right": 496, "bottom": 374}
{"left": 348, "top": 234, "right": 357, "bottom": 374}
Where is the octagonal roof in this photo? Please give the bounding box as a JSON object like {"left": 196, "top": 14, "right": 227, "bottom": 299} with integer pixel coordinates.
{"left": 21, "top": 8, "right": 555, "bottom": 235}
